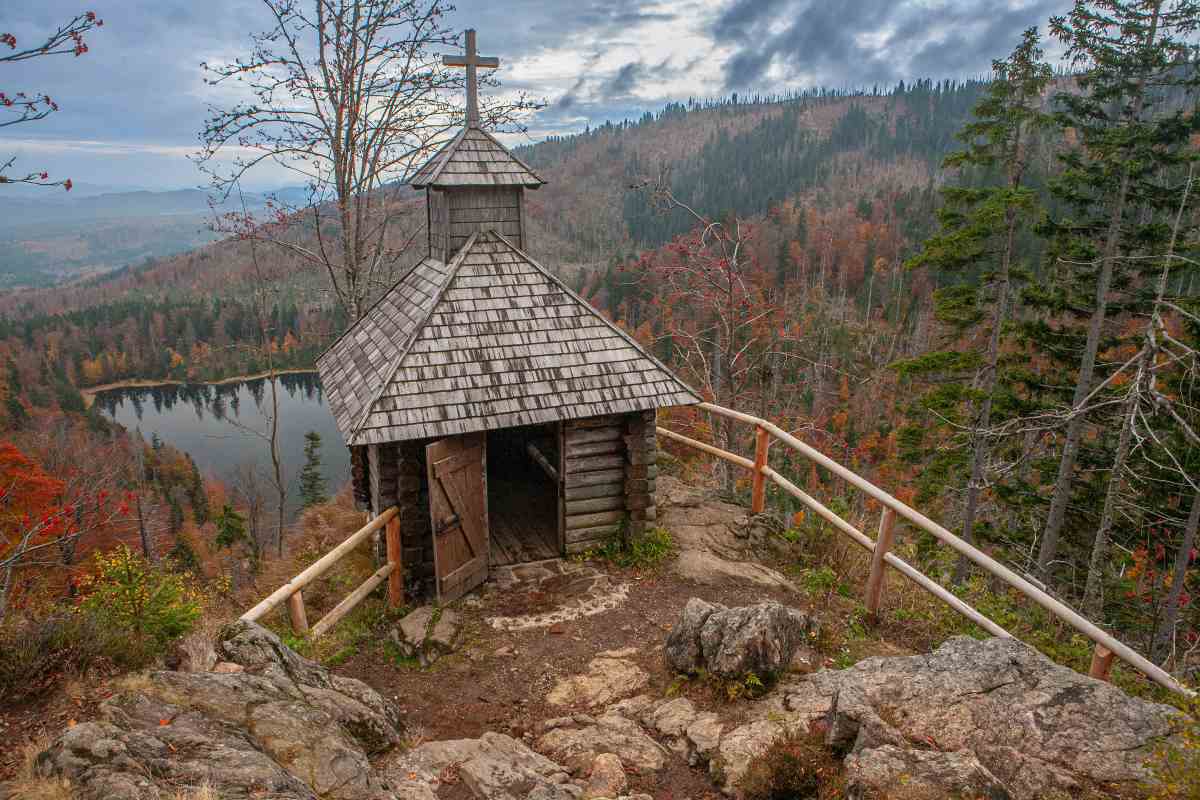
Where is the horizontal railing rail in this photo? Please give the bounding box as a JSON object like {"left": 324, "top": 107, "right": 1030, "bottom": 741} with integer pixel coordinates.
{"left": 661, "top": 401, "right": 1191, "bottom": 697}
{"left": 241, "top": 505, "right": 404, "bottom": 638}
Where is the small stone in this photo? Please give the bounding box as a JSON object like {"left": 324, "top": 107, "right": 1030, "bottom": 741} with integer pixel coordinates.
{"left": 494, "top": 645, "right": 517, "bottom": 657}
{"left": 398, "top": 606, "right": 435, "bottom": 646}
{"left": 582, "top": 753, "right": 627, "bottom": 799}
{"left": 547, "top": 656, "right": 650, "bottom": 709}
{"left": 212, "top": 661, "right": 244, "bottom": 674}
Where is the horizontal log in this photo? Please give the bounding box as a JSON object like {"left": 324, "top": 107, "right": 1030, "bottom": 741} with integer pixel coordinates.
{"left": 565, "top": 525, "right": 621, "bottom": 544}
{"left": 565, "top": 510, "right": 626, "bottom": 531}
{"left": 565, "top": 481, "right": 625, "bottom": 501}
{"left": 564, "top": 468, "right": 625, "bottom": 488}
{"left": 310, "top": 562, "right": 396, "bottom": 639}
{"left": 242, "top": 506, "right": 399, "bottom": 623}
{"left": 568, "top": 415, "right": 623, "bottom": 429}
{"left": 566, "top": 538, "right": 610, "bottom": 555}
{"left": 565, "top": 454, "right": 625, "bottom": 473}
{"left": 565, "top": 439, "right": 624, "bottom": 458}
{"left": 526, "top": 442, "right": 559, "bottom": 483}
{"left": 564, "top": 426, "right": 623, "bottom": 445}
{"left": 565, "top": 495, "right": 626, "bottom": 515}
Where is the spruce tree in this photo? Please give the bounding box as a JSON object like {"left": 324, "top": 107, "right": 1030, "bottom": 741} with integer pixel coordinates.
{"left": 299, "top": 430, "right": 328, "bottom": 508}
{"left": 1033, "top": 0, "right": 1200, "bottom": 578}
{"left": 896, "top": 28, "right": 1051, "bottom": 580}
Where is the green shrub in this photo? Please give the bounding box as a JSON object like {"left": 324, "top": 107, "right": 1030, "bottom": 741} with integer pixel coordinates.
{"left": 78, "top": 545, "right": 202, "bottom": 648}
{"left": 0, "top": 610, "right": 123, "bottom": 703}
{"left": 589, "top": 526, "right": 675, "bottom": 569}
{"left": 1145, "top": 699, "right": 1200, "bottom": 799}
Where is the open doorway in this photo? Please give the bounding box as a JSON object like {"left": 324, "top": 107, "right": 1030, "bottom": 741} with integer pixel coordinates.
{"left": 486, "top": 423, "right": 562, "bottom": 565}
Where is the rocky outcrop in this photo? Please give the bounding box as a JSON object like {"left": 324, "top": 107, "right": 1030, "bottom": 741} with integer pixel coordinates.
{"left": 844, "top": 746, "right": 1011, "bottom": 800}
{"left": 710, "top": 636, "right": 1183, "bottom": 799}
{"left": 385, "top": 731, "right": 574, "bottom": 800}
{"left": 666, "top": 598, "right": 818, "bottom": 679}
{"left": 36, "top": 621, "right": 403, "bottom": 800}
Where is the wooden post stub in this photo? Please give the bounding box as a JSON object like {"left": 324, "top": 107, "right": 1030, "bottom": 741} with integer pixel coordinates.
{"left": 751, "top": 425, "right": 770, "bottom": 514}
{"left": 386, "top": 515, "right": 404, "bottom": 609}
{"left": 287, "top": 589, "right": 309, "bottom": 634}
{"left": 864, "top": 507, "right": 897, "bottom": 619}
{"left": 1089, "top": 643, "right": 1115, "bottom": 682}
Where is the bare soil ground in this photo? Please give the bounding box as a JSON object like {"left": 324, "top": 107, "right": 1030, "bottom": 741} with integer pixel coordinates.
{"left": 337, "top": 558, "right": 861, "bottom": 800}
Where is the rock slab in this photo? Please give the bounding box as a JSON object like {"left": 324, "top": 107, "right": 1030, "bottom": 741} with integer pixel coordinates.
{"left": 711, "top": 636, "right": 1183, "bottom": 799}
{"left": 36, "top": 621, "right": 403, "bottom": 800}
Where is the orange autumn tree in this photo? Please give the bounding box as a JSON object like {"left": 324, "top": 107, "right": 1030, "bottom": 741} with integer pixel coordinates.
{"left": 0, "top": 439, "right": 129, "bottom": 622}
{"left": 0, "top": 441, "right": 65, "bottom": 621}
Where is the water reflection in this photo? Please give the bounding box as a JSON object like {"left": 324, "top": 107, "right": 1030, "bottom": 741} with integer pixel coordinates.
{"left": 94, "top": 373, "right": 348, "bottom": 520}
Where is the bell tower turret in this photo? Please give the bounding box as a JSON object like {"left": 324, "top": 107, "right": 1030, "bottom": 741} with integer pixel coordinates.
{"left": 409, "top": 30, "right": 544, "bottom": 262}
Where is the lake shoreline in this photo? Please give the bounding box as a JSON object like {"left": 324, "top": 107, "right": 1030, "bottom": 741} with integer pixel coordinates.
{"left": 81, "top": 369, "right": 318, "bottom": 408}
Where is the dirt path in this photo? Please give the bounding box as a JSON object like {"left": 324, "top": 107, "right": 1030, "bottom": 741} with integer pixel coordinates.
{"left": 337, "top": 563, "right": 809, "bottom": 800}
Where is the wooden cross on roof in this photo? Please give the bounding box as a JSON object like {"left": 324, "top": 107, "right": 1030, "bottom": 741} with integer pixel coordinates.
{"left": 444, "top": 29, "right": 498, "bottom": 127}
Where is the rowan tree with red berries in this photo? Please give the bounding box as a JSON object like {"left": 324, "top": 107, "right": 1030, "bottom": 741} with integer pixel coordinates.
{"left": 0, "top": 10, "right": 103, "bottom": 189}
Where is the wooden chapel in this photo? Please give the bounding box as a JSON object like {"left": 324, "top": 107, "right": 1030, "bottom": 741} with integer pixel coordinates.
{"left": 315, "top": 30, "right": 700, "bottom": 603}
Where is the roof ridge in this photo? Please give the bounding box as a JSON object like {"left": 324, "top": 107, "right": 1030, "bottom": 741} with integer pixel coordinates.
{"left": 487, "top": 230, "right": 701, "bottom": 404}
{"left": 348, "top": 232, "right": 481, "bottom": 443}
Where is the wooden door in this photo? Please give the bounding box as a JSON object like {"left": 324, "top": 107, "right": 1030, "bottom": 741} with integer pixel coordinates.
{"left": 427, "top": 432, "right": 489, "bottom": 603}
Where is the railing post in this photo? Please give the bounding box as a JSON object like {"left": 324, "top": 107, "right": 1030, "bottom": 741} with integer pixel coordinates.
{"left": 864, "top": 507, "right": 897, "bottom": 619}
{"left": 386, "top": 514, "right": 404, "bottom": 609}
{"left": 1089, "top": 644, "right": 1115, "bottom": 682}
{"left": 288, "top": 589, "right": 309, "bottom": 634}
{"left": 751, "top": 425, "right": 770, "bottom": 514}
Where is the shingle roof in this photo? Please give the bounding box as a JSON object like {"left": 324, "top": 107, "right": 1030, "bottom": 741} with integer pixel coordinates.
{"left": 409, "top": 125, "right": 545, "bottom": 188}
{"left": 316, "top": 230, "right": 700, "bottom": 445}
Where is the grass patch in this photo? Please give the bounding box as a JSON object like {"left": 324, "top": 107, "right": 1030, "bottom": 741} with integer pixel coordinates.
{"left": 667, "top": 668, "right": 776, "bottom": 703}
{"left": 5, "top": 737, "right": 73, "bottom": 800}
{"left": 586, "top": 526, "right": 675, "bottom": 569}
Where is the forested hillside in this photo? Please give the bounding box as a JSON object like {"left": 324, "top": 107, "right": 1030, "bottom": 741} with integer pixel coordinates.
{"left": 2, "top": 2, "right": 1199, "bottom": 715}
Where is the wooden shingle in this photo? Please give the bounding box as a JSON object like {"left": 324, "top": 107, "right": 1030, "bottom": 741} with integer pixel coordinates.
{"left": 409, "top": 126, "right": 545, "bottom": 189}
{"left": 317, "top": 230, "right": 700, "bottom": 446}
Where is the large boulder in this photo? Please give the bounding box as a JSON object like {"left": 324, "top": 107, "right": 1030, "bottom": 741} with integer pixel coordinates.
{"left": 666, "top": 598, "right": 817, "bottom": 678}
{"left": 711, "top": 636, "right": 1183, "bottom": 799}
{"left": 36, "top": 621, "right": 403, "bottom": 800}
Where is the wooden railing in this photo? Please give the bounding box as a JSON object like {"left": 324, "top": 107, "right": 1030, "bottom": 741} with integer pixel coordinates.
{"left": 241, "top": 505, "right": 404, "bottom": 638}
{"left": 660, "top": 402, "right": 1192, "bottom": 697}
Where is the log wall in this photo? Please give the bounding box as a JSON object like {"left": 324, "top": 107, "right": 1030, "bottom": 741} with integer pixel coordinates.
{"left": 561, "top": 415, "right": 628, "bottom": 555}
{"left": 623, "top": 410, "right": 657, "bottom": 538}
{"left": 446, "top": 187, "right": 523, "bottom": 253}
{"left": 368, "top": 441, "right": 435, "bottom": 599}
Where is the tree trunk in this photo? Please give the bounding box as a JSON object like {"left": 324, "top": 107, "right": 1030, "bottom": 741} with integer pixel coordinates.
{"left": 136, "top": 494, "right": 154, "bottom": 562}
{"left": 1082, "top": 367, "right": 1140, "bottom": 617}
{"left": 1037, "top": 6, "right": 1159, "bottom": 578}
{"left": 1154, "top": 488, "right": 1200, "bottom": 664}
{"left": 952, "top": 202, "right": 1017, "bottom": 585}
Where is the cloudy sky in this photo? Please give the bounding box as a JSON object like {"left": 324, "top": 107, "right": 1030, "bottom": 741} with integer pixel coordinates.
{"left": 0, "top": 0, "right": 1062, "bottom": 193}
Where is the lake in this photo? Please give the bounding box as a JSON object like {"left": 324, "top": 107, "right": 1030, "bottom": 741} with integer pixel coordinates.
{"left": 93, "top": 373, "right": 349, "bottom": 519}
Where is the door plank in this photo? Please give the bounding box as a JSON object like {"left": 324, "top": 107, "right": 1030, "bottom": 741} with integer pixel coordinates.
{"left": 428, "top": 433, "right": 489, "bottom": 603}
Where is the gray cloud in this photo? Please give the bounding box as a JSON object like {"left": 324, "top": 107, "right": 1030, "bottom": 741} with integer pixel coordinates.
{"left": 714, "top": 0, "right": 1061, "bottom": 90}
{"left": 0, "top": 0, "right": 1065, "bottom": 190}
